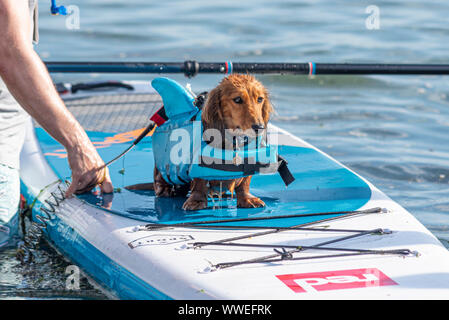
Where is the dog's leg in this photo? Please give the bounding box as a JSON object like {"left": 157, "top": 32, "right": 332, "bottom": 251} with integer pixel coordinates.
{"left": 126, "top": 168, "right": 190, "bottom": 197}
{"left": 182, "top": 178, "right": 208, "bottom": 211}
{"left": 153, "top": 167, "right": 176, "bottom": 197}
{"left": 235, "top": 176, "right": 265, "bottom": 208}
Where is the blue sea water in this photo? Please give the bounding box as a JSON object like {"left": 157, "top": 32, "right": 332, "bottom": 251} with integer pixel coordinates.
{"left": 1, "top": 0, "right": 449, "bottom": 299}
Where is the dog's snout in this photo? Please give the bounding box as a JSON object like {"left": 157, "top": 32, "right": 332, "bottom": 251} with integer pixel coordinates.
{"left": 252, "top": 124, "right": 265, "bottom": 132}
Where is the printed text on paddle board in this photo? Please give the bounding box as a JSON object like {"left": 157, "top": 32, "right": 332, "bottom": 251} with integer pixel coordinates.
{"left": 276, "top": 268, "right": 397, "bottom": 293}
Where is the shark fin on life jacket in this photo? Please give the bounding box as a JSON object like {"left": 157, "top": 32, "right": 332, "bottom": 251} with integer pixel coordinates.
{"left": 151, "top": 77, "right": 197, "bottom": 120}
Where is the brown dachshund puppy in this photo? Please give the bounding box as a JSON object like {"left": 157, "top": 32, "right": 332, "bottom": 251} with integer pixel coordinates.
{"left": 128, "top": 74, "right": 273, "bottom": 211}
{"left": 182, "top": 74, "right": 273, "bottom": 210}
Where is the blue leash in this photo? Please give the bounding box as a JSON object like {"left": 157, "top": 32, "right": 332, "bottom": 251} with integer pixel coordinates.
{"left": 50, "top": 0, "right": 67, "bottom": 15}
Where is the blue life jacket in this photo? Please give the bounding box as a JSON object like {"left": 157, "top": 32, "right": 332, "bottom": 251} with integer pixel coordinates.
{"left": 151, "top": 77, "right": 293, "bottom": 186}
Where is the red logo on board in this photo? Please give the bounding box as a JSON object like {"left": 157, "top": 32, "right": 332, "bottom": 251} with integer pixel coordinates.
{"left": 276, "top": 268, "right": 397, "bottom": 293}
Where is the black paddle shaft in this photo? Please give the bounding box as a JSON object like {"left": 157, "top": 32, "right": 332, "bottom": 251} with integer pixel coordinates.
{"left": 44, "top": 61, "right": 449, "bottom": 77}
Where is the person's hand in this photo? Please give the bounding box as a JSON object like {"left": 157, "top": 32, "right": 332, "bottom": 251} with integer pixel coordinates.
{"left": 64, "top": 142, "right": 113, "bottom": 198}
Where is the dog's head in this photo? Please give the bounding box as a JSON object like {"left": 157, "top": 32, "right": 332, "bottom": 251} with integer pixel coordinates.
{"left": 202, "top": 74, "right": 273, "bottom": 136}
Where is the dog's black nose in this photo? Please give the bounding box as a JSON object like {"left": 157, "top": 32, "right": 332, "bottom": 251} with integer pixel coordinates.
{"left": 252, "top": 124, "right": 265, "bottom": 132}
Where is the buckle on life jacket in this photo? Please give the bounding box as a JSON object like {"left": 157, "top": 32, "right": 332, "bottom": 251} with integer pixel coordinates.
{"left": 277, "top": 155, "right": 295, "bottom": 186}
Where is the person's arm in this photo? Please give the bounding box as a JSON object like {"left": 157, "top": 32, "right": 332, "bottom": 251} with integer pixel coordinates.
{"left": 0, "top": 0, "right": 113, "bottom": 197}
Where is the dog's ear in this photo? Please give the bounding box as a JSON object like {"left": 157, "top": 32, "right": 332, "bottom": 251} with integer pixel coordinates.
{"left": 262, "top": 88, "right": 273, "bottom": 126}
{"left": 202, "top": 86, "right": 223, "bottom": 130}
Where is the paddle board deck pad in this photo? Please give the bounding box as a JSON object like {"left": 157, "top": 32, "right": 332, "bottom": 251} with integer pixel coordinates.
{"left": 20, "top": 81, "right": 449, "bottom": 299}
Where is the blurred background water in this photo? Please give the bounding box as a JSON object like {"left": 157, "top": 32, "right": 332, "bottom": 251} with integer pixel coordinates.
{"left": 1, "top": 0, "right": 449, "bottom": 299}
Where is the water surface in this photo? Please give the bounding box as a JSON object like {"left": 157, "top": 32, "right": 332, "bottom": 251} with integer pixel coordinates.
{"left": 1, "top": 0, "right": 448, "bottom": 299}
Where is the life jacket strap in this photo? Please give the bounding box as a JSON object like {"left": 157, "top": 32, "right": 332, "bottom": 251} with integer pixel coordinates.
{"left": 199, "top": 156, "right": 272, "bottom": 176}
{"left": 194, "top": 92, "right": 208, "bottom": 109}
{"left": 277, "top": 155, "right": 295, "bottom": 186}
{"left": 198, "top": 155, "right": 295, "bottom": 186}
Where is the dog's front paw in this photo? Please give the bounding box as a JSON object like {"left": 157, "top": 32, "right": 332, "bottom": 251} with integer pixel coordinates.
{"left": 182, "top": 199, "right": 207, "bottom": 211}
{"left": 182, "top": 193, "right": 208, "bottom": 211}
{"left": 237, "top": 196, "right": 265, "bottom": 208}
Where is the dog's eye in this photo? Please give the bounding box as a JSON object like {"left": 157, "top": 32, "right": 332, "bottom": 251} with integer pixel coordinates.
{"left": 257, "top": 97, "right": 264, "bottom": 103}
{"left": 233, "top": 97, "right": 243, "bottom": 104}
